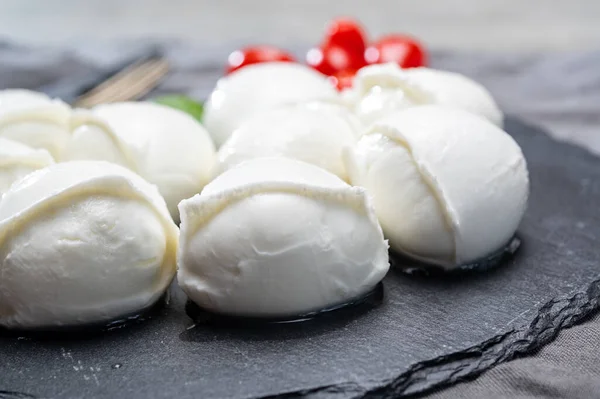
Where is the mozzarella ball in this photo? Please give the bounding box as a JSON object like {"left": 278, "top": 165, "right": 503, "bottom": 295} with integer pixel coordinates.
{"left": 204, "top": 62, "right": 339, "bottom": 147}
{"left": 344, "top": 106, "right": 528, "bottom": 268}
{"left": 0, "top": 138, "right": 54, "bottom": 196}
{"left": 0, "top": 89, "right": 73, "bottom": 159}
{"left": 215, "top": 102, "right": 362, "bottom": 181}
{"left": 63, "top": 102, "right": 216, "bottom": 220}
{"left": 0, "top": 89, "right": 56, "bottom": 114}
{"left": 345, "top": 64, "right": 503, "bottom": 127}
{"left": 178, "top": 157, "right": 389, "bottom": 317}
{"left": 0, "top": 161, "right": 178, "bottom": 329}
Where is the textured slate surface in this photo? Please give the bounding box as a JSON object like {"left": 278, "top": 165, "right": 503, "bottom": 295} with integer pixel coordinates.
{"left": 0, "top": 118, "right": 599, "bottom": 399}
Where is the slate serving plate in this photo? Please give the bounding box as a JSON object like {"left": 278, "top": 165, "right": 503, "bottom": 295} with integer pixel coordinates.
{"left": 1, "top": 118, "right": 599, "bottom": 399}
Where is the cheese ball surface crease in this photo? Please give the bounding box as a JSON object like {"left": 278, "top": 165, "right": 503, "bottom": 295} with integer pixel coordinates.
{"left": 344, "top": 106, "right": 528, "bottom": 267}
{"left": 0, "top": 161, "right": 178, "bottom": 329}
{"left": 178, "top": 158, "right": 389, "bottom": 317}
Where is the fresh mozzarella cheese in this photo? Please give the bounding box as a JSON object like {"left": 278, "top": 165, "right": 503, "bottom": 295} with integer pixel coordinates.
{"left": 344, "top": 105, "right": 528, "bottom": 268}
{"left": 0, "top": 89, "right": 73, "bottom": 159}
{"left": 216, "top": 102, "right": 362, "bottom": 181}
{"left": 203, "top": 62, "right": 339, "bottom": 147}
{"left": 0, "top": 89, "right": 58, "bottom": 114}
{"left": 63, "top": 102, "right": 217, "bottom": 220}
{"left": 345, "top": 63, "right": 503, "bottom": 127}
{"left": 0, "top": 161, "right": 178, "bottom": 329}
{"left": 178, "top": 157, "right": 389, "bottom": 317}
{"left": 0, "top": 138, "right": 54, "bottom": 196}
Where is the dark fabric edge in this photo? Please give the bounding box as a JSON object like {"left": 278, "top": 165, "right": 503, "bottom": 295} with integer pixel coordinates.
{"left": 254, "top": 276, "right": 600, "bottom": 399}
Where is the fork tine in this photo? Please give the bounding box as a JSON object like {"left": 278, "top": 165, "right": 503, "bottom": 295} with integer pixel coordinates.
{"left": 117, "top": 59, "right": 170, "bottom": 101}
{"left": 77, "top": 61, "right": 157, "bottom": 100}
{"left": 75, "top": 59, "right": 169, "bottom": 107}
{"left": 104, "top": 59, "right": 170, "bottom": 102}
{"left": 79, "top": 59, "right": 168, "bottom": 106}
{"left": 74, "top": 58, "right": 169, "bottom": 108}
{"left": 74, "top": 59, "right": 159, "bottom": 106}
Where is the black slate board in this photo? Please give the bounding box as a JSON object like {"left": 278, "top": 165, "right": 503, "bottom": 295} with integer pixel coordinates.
{"left": 1, "top": 118, "right": 600, "bottom": 399}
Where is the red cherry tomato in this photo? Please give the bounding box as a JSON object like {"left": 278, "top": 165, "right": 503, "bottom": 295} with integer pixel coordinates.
{"left": 226, "top": 45, "right": 296, "bottom": 74}
{"left": 323, "top": 17, "right": 368, "bottom": 58}
{"left": 365, "top": 35, "right": 427, "bottom": 68}
{"left": 328, "top": 69, "right": 357, "bottom": 91}
{"left": 306, "top": 45, "right": 366, "bottom": 76}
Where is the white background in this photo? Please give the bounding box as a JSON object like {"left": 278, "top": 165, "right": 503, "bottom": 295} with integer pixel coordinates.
{"left": 1, "top": 0, "right": 599, "bottom": 50}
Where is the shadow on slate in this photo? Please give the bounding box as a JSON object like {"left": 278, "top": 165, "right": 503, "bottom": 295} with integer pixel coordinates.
{"left": 1, "top": 118, "right": 599, "bottom": 399}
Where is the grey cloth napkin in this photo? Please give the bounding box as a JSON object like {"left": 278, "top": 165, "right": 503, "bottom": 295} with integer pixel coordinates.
{"left": 428, "top": 313, "right": 600, "bottom": 399}
{"left": 1, "top": 40, "right": 599, "bottom": 399}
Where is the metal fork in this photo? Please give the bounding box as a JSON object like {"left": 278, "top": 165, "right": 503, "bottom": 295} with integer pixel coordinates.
{"left": 72, "top": 55, "right": 170, "bottom": 108}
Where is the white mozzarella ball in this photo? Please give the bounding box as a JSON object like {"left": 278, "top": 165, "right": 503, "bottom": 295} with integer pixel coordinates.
{"left": 203, "top": 62, "right": 339, "bottom": 147}
{"left": 216, "top": 102, "right": 362, "bottom": 181}
{"left": 0, "top": 89, "right": 57, "bottom": 113}
{"left": 0, "top": 138, "right": 54, "bottom": 196}
{"left": 178, "top": 157, "right": 389, "bottom": 317}
{"left": 345, "top": 64, "right": 503, "bottom": 127}
{"left": 0, "top": 161, "right": 178, "bottom": 329}
{"left": 0, "top": 89, "right": 73, "bottom": 159}
{"left": 344, "top": 105, "right": 528, "bottom": 268}
{"left": 63, "top": 102, "right": 217, "bottom": 220}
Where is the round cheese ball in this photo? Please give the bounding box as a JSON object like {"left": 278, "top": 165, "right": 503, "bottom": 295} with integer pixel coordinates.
{"left": 178, "top": 157, "right": 389, "bottom": 318}
{"left": 344, "top": 105, "right": 529, "bottom": 268}
{"left": 63, "top": 102, "right": 216, "bottom": 221}
{"left": 0, "top": 89, "right": 73, "bottom": 159}
{"left": 344, "top": 64, "right": 503, "bottom": 127}
{"left": 215, "top": 102, "right": 362, "bottom": 181}
{"left": 0, "top": 161, "right": 178, "bottom": 329}
{"left": 0, "top": 138, "right": 54, "bottom": 196}
{"left": 203, "top": 62, "right": 339, "bottom": 147}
